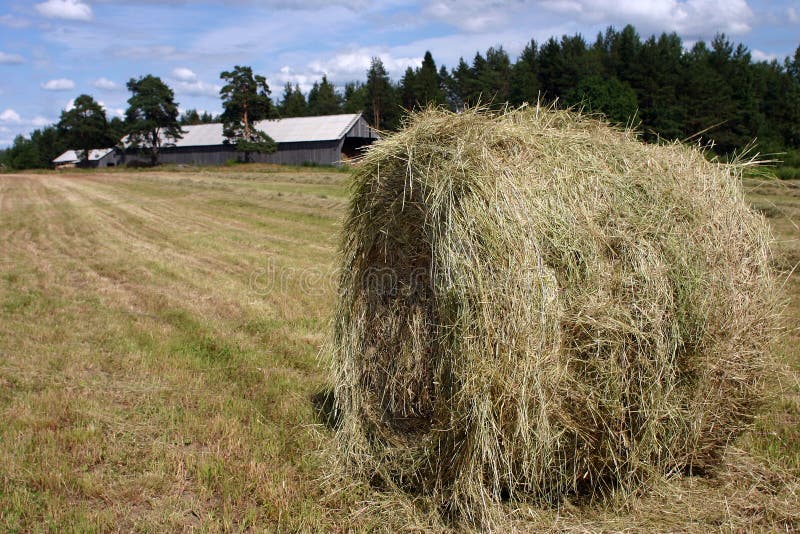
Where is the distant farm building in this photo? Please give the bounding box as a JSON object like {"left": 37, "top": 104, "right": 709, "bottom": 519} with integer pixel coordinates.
{"left": 52, "top": 113, "right": 379, "bottom": 168}
{"left": 125, "top": 113, "right": 378, "bottom": 166}
{"left": 53, "top": 148, "right": 118, "bottom": 169}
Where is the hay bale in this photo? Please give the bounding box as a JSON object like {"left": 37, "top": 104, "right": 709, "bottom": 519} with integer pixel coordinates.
{"left": 329, "top": 106, "right": 780, "bottom": 524}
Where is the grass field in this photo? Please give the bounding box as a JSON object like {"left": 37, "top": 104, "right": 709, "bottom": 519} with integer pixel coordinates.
{"left": 0, "top": 166, "right": 798, "bottom": 532}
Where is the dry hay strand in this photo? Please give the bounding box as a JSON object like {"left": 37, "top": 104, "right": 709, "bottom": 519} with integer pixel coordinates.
{"left": 327, "top": 105, "right": 782, "bottom": 527}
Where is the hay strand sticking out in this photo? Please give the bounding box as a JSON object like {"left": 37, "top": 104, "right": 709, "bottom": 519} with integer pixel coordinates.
{"left": 328, "top": 106, "right": 780, "bottom": 526}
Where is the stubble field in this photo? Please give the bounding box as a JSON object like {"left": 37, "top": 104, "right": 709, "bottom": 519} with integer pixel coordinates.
{"left": 0, "top": 166, "right": 798, "bottom": 532}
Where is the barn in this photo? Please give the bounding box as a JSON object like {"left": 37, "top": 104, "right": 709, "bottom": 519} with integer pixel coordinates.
{"left": 123, "top": 113, "right": 379, "bottom": 166}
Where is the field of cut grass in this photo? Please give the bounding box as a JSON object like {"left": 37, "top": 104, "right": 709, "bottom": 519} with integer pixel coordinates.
{"left": 0, "top": 165, "right": 798, "bottom": 532}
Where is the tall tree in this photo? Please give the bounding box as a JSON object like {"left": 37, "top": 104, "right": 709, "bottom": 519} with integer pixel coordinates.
{"left": 399, "top": 66, "right": 417, "bottom": 110}
{"left": 477, "top": 47, "right": 513, "bottom": 108}
{"left": 279, "top": 82, "right": 308, "bottom": 117}
{"left": 451, "top": 57, "right": 477, "bottom": 108}
{"left": 57, "top": 94, "right": 111, "bottom": 165}
{"left": 365, "top": 57, "right": 397, "bottom": 130}
{"left": 681, "top": 41, "right": 736, "bottom": 150}
{"left": 307, "top": 75, "right": 342, "bottom": 115}
{"left": 438, "top": 65, "right": 459, "bottom": 111}
{"left": 31, "top": 126, "right": 68, "bottom": 168}
{"left": 219, "top": 65, "right": 277, "bottom": 162}
{"left": 567, "top": 76, "right": 637, "bottom": 124}
{"left": 179, "top": 109, "right": 201, "bottom": 125}
{"left": 510, "top": 40, "right": 540, "bottom": 105}
{"left": 634, "top": 33, "right": 685, "bottom": 140}
{"left": 108, "top": 116, "right": 127, "bottom": 143}
{"left": 2, "top": 135, "right": 40, "bottom": 170}
{"left": 342, "top": 82, "right": 367, "bottom": 114}
{"left": 125, "top": 75, "right": 183, "bottom": 165}
{"left": 415, "top": 51, "right": 445, "bottom": 107}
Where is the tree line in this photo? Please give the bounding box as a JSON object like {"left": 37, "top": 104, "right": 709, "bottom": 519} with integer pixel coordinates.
{"left": 2, "top": 24, "right": 799, "bottom": 170}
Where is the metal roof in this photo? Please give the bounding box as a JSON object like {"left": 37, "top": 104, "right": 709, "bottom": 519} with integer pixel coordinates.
{"left": 154, "top": 113, "right": 369, "bottom": 148}
{"left": 255, "top": 113, "right": 363, "bottom": 143}
{"left": 53, "top": 148, "right": 114, "bottom": 163}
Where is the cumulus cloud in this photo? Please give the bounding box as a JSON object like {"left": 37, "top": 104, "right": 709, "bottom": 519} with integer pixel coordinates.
{"left": 0, "top": 51, "right": 24, "bottom": 64}
{"left": 751, "top": 49, "right": 777, "bottom": 62}
{"left": 95, "top": 100, "right": 125, "bottom": 117}
{"left": 173, "top": 80, "right": 221, "bottom": 97}
{"left": 35, "top": 0, "right": 93, "bottom": 21}
{"left": 424, "top": 1, "right": 512, "bottom": 33}
{"left": 41, "top": 78, "right": 76, "bottom": 91}
{"left": 274, "top": 66, "right": 316, "bottom": 93}
{"left": 308, "top": 48, "right": 422, "bottom": 79}
{"left": 424, "top": 0, "right": 755, "bottom": 37}
{"left": 0, "top": 109, "right": 22, "bottom": 123}
{"left": 172, "top": 67, "right": 198, "bottom": 82}
{"left": 92, "top": 77, "right": 118, "bottom": 90}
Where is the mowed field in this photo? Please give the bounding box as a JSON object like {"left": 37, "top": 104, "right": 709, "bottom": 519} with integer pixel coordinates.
{"left": 0, "top": 166, "right": 798, "bottom": 532}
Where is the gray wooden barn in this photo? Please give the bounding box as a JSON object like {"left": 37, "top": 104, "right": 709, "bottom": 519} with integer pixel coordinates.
{"left": 124, "top": 113, "right": 379, "bottom": 166}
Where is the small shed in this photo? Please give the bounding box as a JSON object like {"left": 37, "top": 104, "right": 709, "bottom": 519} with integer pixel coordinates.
{"left": 53, "top": 148, "right": 119, "bottom": 169}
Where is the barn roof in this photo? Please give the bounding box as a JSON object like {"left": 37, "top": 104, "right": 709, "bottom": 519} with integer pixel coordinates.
{"left": 162, "top": 113, "right": 372, "bottom": 148}
{"left": 53, "top": 148, "right": 115, "bottom": 164}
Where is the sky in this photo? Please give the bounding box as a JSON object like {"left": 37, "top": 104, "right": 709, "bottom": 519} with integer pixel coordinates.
{"left": 1, "top": 0, "right": 799, "bottom": 147}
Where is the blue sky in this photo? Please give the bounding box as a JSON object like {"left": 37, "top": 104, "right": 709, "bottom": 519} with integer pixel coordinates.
{"left": 1, "top": 0, "right": 798, "bottom": 147}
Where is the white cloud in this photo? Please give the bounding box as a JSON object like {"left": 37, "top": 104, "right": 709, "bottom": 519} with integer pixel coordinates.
{"left": 0, "top": 112, "right": 56, "bottom": 146}
{"left": 92, "top": 77, "right": 118, "bottom": 90}
{"left": 41, "top": 78, "right": 76, "bottom": 91}
{"left": 35, "top": 0, "right": 93, "bottom": 21}
{"left": 788, "top": 7, "right": 799, "bottom": 24}
{"left": 0, "top": 14, "right": 30, "bottom": 29}
{"left": 94, "top": 101, "right": 124, "bottom": 118}
{"left": 424, "top": 2, "right": 511, "bottom": 33}
{"left": 0, "top": 51, "right": 24, "bottom": 64}
{"left": 0, "top": 109, "right": 22, "bottom": 123}
{"left": 172, "top": 67, "right": 198, "bottom": 82}
{"left": 274, "top": 66, "right": 316, "bottom": 93}
{"left": 174, "top": 80, "right": 221, "bottom": 97}
{"left": 424, "top": 0, "right": 755, "bottom": 37}
{"left": 752, "top": 49, "right": 777, "bottom": 62}
{"left": 308, "top": 48, "right": 423, "bottom": 79}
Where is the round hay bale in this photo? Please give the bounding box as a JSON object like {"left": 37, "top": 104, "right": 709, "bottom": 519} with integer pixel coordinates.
{"left": 329, "top": 106, "right": 779, "bottom": 523}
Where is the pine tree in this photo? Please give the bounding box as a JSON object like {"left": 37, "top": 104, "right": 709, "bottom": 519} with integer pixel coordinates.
{"left": 399, "top": 67, "right": 417, "bottom": 110}
{"left": 179, "top": 109, "right": 202, "bottom": 125}
{"left": 365, "top": 57, "right": 397, "bottom": 129}
{"left": 307, "top": 75, "right": 342, "bottom": 115}
{"left": 415, "top": 51, "right": 444, "bottom": 106}
{"left": 510, "top": 40, "right": 540, "bottom": 105}
{"left": 125, "top": 75, "right": 183, "bottom": 166}
{"left": 438, "top": 65, "right": 459, "bottom": 110}
{"left": 343, "top": 82, "right": 367, "bottom": 114}
{"left": 219, "top": 65, "right": 276, "bottom": 162}
{"left": 58, "top": 94, "right": 111, "bottom": 164}
{"left": 635, "top": 33, "right": 685, "bottom": 140}
{"left": 279, "top": 83, "right": 308, "bottom": 117}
